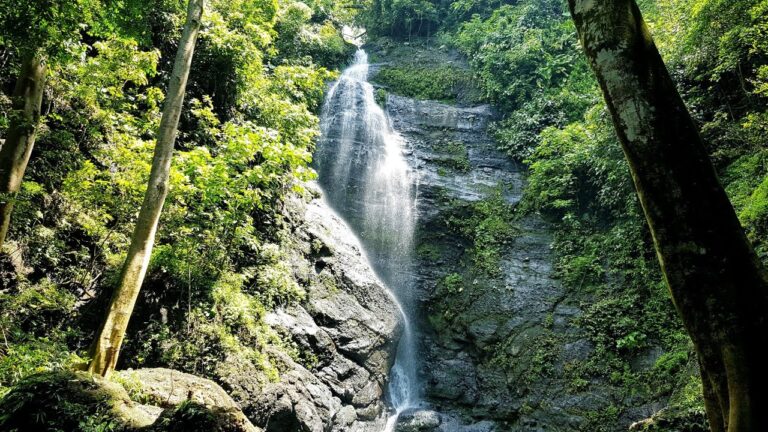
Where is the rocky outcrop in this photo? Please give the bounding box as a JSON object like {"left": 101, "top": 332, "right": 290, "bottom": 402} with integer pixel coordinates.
{"left": 119, "top": 368, "right": 246, "bottom": 410}
{"left": 239, "top": 190, "right": 403, "bottom": 432}
{"left": 368, "top": 41, "right": 652, "bottom": 431}
{"left": 384, "top": 90, "right": 589, "bottom": 430}
{"left": 0, "top": 189, "right": 403, "bottom": 432}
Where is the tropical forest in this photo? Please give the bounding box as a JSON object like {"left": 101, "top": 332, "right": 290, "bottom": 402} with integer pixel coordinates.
{"left": 0, "top": 0, "right": 767, "bottom": 431}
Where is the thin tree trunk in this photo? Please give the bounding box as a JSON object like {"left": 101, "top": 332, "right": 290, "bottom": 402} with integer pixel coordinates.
{"left": 87, "top": 0, "right": 205, "bottom": 378}
{"left": 0, "top": 52, "right": 46, "bottom": 250}
{"left": 567, "top": 1, "right": 768, "bottom": 431}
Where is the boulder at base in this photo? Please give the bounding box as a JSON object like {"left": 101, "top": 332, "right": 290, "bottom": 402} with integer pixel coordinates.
{"left": 0, "top": 369, "right": 259, "bottom": 432}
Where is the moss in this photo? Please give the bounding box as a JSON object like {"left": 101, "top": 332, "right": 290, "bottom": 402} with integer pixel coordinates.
{"left": 318, "top": 271, "right": 339, "bottom": 294}
{"left": 433, "top": 140, "right": 471, "bottom": 172}
{"left": 0, "top": 371, "right": 146, "bottom": 432}
{"left": 631, "top": 408, "right": 708, "bottom": 432}
{"left": 440, "top": 273, "right": 464, "bottom": 295}
{"left": 584, "top": 405, "right": 621, "bottom": 432}
{"left": 371, "top": 65, "right": 473, "bottom": 103}
{"left": 487, "top": 327, "right": 560, "bottom": 388}
{"left": 416, "top": 243, "right": 443, "bottom": 261}
{"left": 111, "top": 372, "right": 159, "bottom": 406}
{"left": 444, "top": 189, "right": 517, "bottom": 276}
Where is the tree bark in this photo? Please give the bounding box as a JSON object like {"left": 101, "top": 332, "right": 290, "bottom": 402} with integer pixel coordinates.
{"left": 87, "top": 0, "right": 204, "bottom": 378}
{"left": 567, "top": 1, "right": 768, "bottom": 431}
{"left": 0, "top": 52, "right": 46, "bottom": 250}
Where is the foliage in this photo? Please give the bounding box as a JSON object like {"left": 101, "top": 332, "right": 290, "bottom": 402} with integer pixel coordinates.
{"left": 0, "top": 371, "right": 132, "bottom": 432}
{"left": 359, "top": 0, "right": 442, "bottom": 38}
{"left": 0, "top": 0, "right": 354, "bottom": 403}
{"left": 444, "top": 189, "right": 517, "bottom": 276}
{"left": 454, "top": 1, "right": 588, "bottom": 111}
{"left": 433, "top": 140, "right": 471, "bottom": 172}
{"left": 273, "top": 2, "right": 356, "bottom": 68}
{"left": 0, "top": 0, "right": 97, "bottom": 58}
{"left": 0, "top": 276, "right": 84, "bottom": 397}
{"left": 372, "top": 65, "right": 472, "bottom": 103}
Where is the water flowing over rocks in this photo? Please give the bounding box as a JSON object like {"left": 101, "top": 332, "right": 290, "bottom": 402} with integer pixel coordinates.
{"left": 361, "top": 39, "right": 680, "bottom": 431}
{"left": 287, "top": 40, "right": 676, "bottom": 431}
{"left": 382, "top": 89, "right": 600, "bottom": 431}
{"left": 314, "top": 50, "right": 421, "bottom": 423}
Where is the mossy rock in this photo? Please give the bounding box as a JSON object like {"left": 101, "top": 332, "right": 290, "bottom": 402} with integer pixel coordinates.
{"left": 0, "top": 370, "right": 159, "bottom": 431}
{"left": 0, "top": 370, "right": 260, "bottom": 432}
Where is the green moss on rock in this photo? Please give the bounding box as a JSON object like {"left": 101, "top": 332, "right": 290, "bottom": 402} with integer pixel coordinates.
{"left": 372, "top": 65, "right": 474, "bottom": 104}
{"left": 0, "top": 370, "right": 156, "bottom": 431}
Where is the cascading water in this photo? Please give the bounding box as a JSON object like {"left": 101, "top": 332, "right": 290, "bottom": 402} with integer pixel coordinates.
{"left": 314, "top": 50, "right": 419, "bottom": 427}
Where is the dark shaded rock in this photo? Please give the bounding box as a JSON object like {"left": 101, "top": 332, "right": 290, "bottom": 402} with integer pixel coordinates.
{"left": 248, "top": 352, "right": 340, "bottom": 432}
{"left": 149, "top": 401, "right": 258, "bottom": 432}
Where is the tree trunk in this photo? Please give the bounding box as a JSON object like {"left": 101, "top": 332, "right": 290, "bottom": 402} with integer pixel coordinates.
{"left": 86, "top": 0, "right": 204, "bottom": 378}
{"left": 0, "top": 52, "right": 46, "bottom": 250}
{"left": 567, "top": 1, "right": 768, "bottom": 431}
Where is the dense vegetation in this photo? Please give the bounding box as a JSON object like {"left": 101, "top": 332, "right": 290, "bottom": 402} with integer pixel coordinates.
{"left": 2, "top": 0, "right": 768, "bottom": 429}
{"left": 361, "top": 0, "right": 768, "bottom": 428}
{"left": 0, "top": 0, "right": 354, "bottom": 399}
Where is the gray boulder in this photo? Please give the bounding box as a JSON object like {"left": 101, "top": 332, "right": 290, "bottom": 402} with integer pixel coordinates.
{"left": 395, "top": 409, "right": 441, "bottom": 432}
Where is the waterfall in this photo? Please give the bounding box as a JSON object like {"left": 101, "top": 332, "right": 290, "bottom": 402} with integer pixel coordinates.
{"left": 314, "top": 50, "right": 419, "bottom": 426}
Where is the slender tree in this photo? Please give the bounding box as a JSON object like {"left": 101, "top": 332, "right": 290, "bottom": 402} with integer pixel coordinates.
{"left": 86, "top": 0, "right": 205, "bottom": 377}
{"left": 567, "top": 1, "right": 768, "bottom": 431}
{"left": 0, "top": 0, "right": 112, "bottom": 250}
{"left": 0, "top": 51, "right": 46, "bottom": 249}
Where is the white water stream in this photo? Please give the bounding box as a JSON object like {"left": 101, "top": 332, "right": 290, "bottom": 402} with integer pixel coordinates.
{"left": 315, "top": 50, "right": 419, "bottom": 429}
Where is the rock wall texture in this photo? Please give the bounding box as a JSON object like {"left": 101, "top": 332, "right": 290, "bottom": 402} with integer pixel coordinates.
{"left": 246, "top": 191, "right": 403, "bottom": 432}
{"left": 388, "top": 92, "right": 594, "bottom": 431}
{"left": 367, "top": 41, "right": 671, "bottom": 432}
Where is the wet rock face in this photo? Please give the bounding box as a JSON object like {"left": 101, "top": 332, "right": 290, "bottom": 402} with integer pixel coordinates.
{"left": 382, "top": 86, "right": 599, "bottom": 429}
{"left": 241, "top": 192, "right": 402, "bottom": 432}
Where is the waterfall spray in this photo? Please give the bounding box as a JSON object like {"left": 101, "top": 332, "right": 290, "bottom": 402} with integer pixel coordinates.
{"left": 315, "top": 50, "right": 419, "bottom": 428}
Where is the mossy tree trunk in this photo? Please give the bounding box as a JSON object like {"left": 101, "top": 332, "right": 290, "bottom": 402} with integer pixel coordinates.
{"left": 567, "top": 1, "right": 768, "bottom": 431}
{"left": 87, "top": 0, "right": 204, "bottom": 378}
{"left": 0, "top": 51, "right": 46, "bottom": 250}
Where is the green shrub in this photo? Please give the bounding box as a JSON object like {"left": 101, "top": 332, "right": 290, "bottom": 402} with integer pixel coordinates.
{"left": 0, "top": 371, "right": 133, "bottom": 432}
{"left": 441, "top": 273, "right": 464, "bottom": 294}
{"left": 433, "top": 141, "right": 471, "bottom": 172}
{"left": 372, "top": 65, "right": 473, "bottom": 103}
{"left": 443, "top": 189, "right": 517, "bottom": 276}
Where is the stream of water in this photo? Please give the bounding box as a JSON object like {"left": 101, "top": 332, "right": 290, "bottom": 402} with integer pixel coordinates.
{"left": 315, "top": 50, "right": 419, "bottom": 428}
